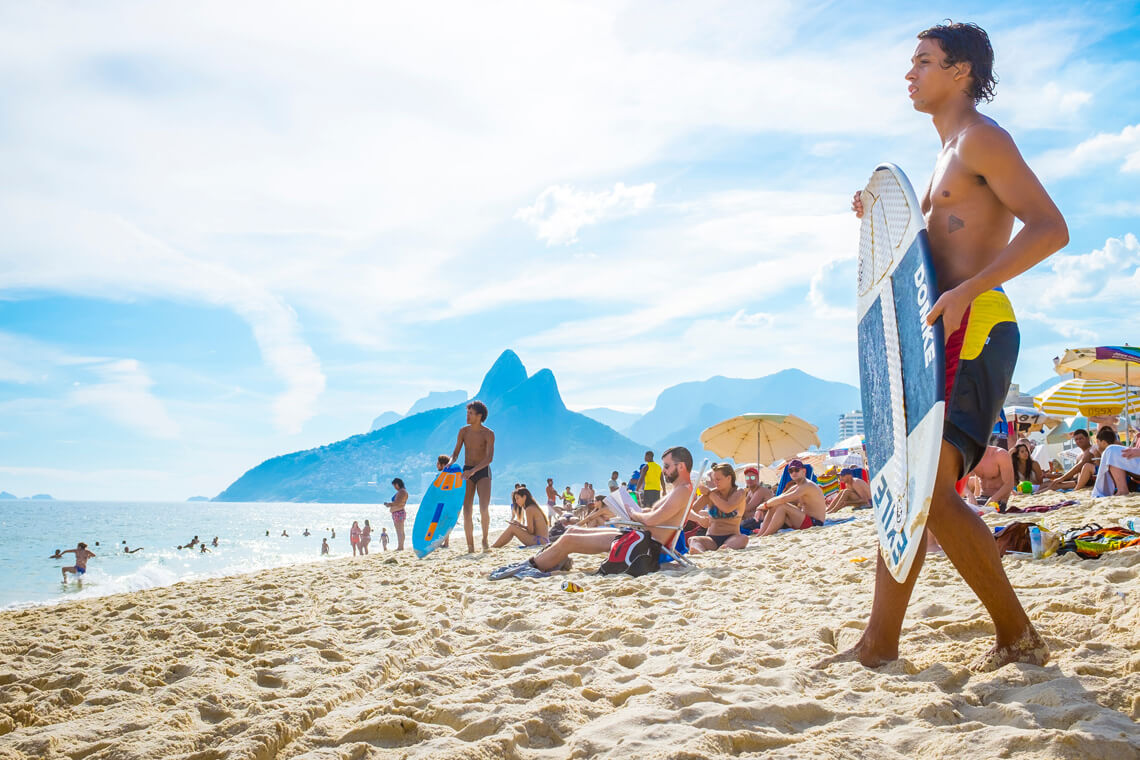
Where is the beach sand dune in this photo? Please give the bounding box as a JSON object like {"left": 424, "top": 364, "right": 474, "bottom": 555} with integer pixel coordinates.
{"left": 1, "top": 493, "right": 1137, "bottom": 759}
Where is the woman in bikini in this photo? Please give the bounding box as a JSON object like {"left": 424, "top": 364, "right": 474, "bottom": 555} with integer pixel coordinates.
{"left": 385, "top": 479, "right": 408, "bottom": 551}
{"left": 1011, "top": 442, "right": 1043, "bottom": 487}
{"left": 360, "top": 519, "right": 372, "bottom": 555}
{"left": 350, "top": 520, "right": 361, "bottom": 556}
{"left": 492, "top": 487, "right": 550, "bottom": 548}
{"left": 688, "top": 462, "right": 749, "bottom": 553}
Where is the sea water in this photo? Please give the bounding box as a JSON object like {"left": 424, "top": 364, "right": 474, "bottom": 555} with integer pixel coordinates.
{"left": 0, "top": 498, "right": 516, "bottom": 609}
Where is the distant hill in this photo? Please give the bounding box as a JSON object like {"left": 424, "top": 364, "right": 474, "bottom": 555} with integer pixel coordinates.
{"left": 0, "top": 491, "right": 16, "bottom": 500}
{"left": 370, "top": 390, "right": 469, "bottom": 432}
{"left": 217, "top": 351, "right": 647, "bottom": 503}
{"left": 406, "top": 390, "right": 467, "bottom": 416}
{"left": 1023, "top": 374, "right": 1072, "bottom": 398}
{"left": 626, "top": 369, "right": 861, "bottom": 463}
{"left": 187, "top": 496, "right": 211, "bottom": 502}
{"left": 578, "top": 407, "right": 641, "bottom": 433}
{"left": 369, "top": 411, "right": 403, "bottom": 431}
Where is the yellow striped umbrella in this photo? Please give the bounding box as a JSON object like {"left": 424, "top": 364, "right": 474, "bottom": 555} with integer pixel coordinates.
{"left": 1033, "top": 377, "right": 1138, "bottom": 417}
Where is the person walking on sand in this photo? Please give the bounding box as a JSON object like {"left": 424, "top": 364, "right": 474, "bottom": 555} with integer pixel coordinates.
{"left": 385, "top": 479, "right": 409, "bottom": 550}
{"left": 836, "top": 22, "right": 1067, "bottom": 672}
{"left": 447, "top": 400, "right": 495, "bottom": 552}
{"left": 350, "top": 520, "right": 361, "bottom": 556}
{"left": 360, "top": 519, "right": 372, "bottom": 555}
{"left": 60, "top": 542, "right": 95, "bottom": 583}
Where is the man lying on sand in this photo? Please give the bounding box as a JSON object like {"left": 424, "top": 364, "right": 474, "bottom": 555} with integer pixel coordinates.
{"left": 826, "top": 468, "right": 871, "bottom": 513}
{"left": 753, "top": 460, "right": 827, "bottom": 535}
{"left": 834, "top": 21, "right": 1066, "bottom": 672}
{"left": 490, "top": 447, "right": 693, "bottom": 579}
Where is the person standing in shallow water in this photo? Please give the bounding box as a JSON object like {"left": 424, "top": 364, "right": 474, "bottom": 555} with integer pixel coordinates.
{"left": 384, "top": 479, "right": 408, "bottom": 551}
{"left": 836, "top": 22, "right": 1067, "bottom": 672}
{"left": 350, "top": 521, "right": 361, "bottom": 556}
{"left": 448, "top": 400, "right": 495, "bottom": 553}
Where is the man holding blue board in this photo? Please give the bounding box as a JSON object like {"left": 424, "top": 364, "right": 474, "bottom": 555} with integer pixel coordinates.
{"left": 448, "top": 401, "right": 496, "bottom": 553}
{"left": 841, "top": 22, "right": 1067, "bottom": 671}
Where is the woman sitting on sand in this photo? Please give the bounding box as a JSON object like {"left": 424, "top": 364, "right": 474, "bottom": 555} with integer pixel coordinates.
{"left": 492, "top": 487, "right": 550, "bottom": 548}
{"left": 1011, "top": 442, "right": 1043, "bottom": 486}
{"left": 688, "top": 462, "right": 748, "bottom": 553}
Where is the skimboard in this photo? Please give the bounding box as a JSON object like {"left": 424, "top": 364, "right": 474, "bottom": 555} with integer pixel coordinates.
{"left": 857, "top": 164, "right": 945, "bottom": 582}
{"left": 411, "top": 465, "right": 465, "bottom": 559}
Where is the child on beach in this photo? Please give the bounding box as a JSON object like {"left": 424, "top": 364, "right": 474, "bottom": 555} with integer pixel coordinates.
{"left": 380, "top": 528, "right": 389, "bottom": 551}
{"left": 59, "top": 542, "right": 95, "bottom": 583}
{"left": 448, "top": 400, "right": 495, "bottom": 553}
{"left": 321, "top": 538, "right": 329, "bottom": 555}
{"left": 839, "top": 22, "right": 1067, "bottom": 672}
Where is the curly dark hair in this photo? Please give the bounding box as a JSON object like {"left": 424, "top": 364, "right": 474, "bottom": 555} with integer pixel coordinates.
{"left": 918, "top": 21, "right": 997, "bottom": 104}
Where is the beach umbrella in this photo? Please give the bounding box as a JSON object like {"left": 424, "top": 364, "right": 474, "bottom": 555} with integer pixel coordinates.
{"left": 699, "top": 413, "right": 820, "bottom": 467}
{"left": 1045, "top": 415, "right": 1089, "bottom": 444}
{"left": 1004, "top": 405, "right": 1056, "bottom": 433}
{"left": 1054, "top": 345, "right": 1140, "bottom": 442}
{"left": 1033, "top": 377, "right": 1138, "bottom": 418}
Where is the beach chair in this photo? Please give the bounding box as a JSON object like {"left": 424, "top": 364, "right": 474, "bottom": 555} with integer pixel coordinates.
{"left": 603, "top": 459, "right": 708, "bottom": 569}
{"left": 775, "top": 462, "right": 817, "bottom": 496}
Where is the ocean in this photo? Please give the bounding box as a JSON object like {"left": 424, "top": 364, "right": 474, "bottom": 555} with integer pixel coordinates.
{"left": 0, "top": 498, "right": 516, "bottom": 609}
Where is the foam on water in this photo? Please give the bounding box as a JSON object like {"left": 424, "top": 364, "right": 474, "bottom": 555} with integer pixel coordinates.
{"left": 0, "top": 498, "right": 516, "bottom": 609}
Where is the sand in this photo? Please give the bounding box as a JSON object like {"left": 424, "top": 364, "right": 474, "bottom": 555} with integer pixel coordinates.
{"left": 1, "top": 492, "right": 1137, "bottom": 760}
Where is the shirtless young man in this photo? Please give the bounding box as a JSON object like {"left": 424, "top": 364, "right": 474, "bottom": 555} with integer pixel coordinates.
{"left": 490, "top": 447, "right": 694, "bottom": 578}
{"left": 826, "top": 468, "right": 872, "bottom": 514}
{"left": 60, "top": 542, "right": 95, "bottom": 583}
{"left": 838, "top": 23, "right": 1067, "bottom": 671}
{"left": 1044, "top": 428, "right": 1094, "bottom": 494}
{"left": 754, "top": 460, "right": 827, "bottom": 535}
{"left": 448, "top": 400, "right": 495, "bottom": 552}
{"left": 545, "top": 478, "right": 559, "bottom": 520}
{"left": 966, "top": 445, "right": 1015, "bottom": 508}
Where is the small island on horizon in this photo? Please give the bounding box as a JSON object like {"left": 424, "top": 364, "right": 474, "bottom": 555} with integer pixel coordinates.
{"left": 0, "top": 491, "right": 55, "bottom": 500}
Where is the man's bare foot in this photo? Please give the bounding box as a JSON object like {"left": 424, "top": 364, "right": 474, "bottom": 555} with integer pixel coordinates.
{"left": 813, "top": 636, "right": 898, "bottom": 669}
{"left": 971, "top": 629, "right": 1049, "bottom": 672}
{"left": 466, "top": 544, "right": 475, "bottom": 553}
{"left": 482, "top": 538, "right": 490, "bottom": 552}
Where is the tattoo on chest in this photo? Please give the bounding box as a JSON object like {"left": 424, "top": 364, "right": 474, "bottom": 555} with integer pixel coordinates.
{"left": 948, "top": 215, "right": 965, "bottom": 234}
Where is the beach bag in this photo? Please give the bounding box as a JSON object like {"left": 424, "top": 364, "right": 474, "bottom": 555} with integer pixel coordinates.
{"left": 596, "top": 529, "right": 661, "bottom": 577}
{"left": 1061, "top": 525, "right": 1140, "bottom": 558}
{"left": 994, "top": 521, "right": 1034, "bottom": 556}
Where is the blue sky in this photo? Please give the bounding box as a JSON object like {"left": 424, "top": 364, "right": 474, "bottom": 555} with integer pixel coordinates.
{"left": 2, "top": 1, "right": 1138, "bottom": 500}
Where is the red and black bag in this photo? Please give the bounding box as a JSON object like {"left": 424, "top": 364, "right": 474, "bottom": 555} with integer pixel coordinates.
{"left": 597, "top": 529, "right": 661, "bottom": 577}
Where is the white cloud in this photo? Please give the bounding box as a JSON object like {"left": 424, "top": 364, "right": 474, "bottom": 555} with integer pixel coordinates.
{"left": 69, "top": 359, "right": 181, "bottom": 439}
{"left": 1037, "top": 233, "right": 1140, "bottom": 301}
{"left": 515, "top": 182, "right": 656, "bottom": 245}
{"left": 1036, "top": 123, "right": 1140, "bottom": 181}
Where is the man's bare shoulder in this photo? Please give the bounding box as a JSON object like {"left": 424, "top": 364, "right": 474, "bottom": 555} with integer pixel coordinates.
{"left": 958, "top": 118, "right": 1020, "bottom": 168}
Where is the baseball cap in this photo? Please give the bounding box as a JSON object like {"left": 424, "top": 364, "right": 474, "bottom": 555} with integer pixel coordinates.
{"left": 743, "top": 466, "right": 759, "bottom": 476}
{"left": 787, "top": 459, "right": 805, "bottom": 471}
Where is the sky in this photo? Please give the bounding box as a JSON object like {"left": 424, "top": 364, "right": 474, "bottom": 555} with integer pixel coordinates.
{"left": 1, "top": 1, "right": 1138, "bottom": 501}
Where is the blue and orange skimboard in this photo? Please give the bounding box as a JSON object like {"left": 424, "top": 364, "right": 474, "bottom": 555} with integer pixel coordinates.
{"left": 411, "top": 465, "right": 465, "bottom": 558}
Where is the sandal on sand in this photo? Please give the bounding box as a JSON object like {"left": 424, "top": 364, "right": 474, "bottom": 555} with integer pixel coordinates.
{"left": 489, "top": 557, "right": 572, "bottom": 580}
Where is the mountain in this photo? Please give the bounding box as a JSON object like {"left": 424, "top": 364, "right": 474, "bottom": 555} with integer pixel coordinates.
{"left": 626, "top": 369, "right": 861, "bottom": 462}
{"left": 0, "top": 491, "right": 16, "bottom": 500}
{"left": 370, "top": 390, "right": 468, "bottom": 432}
{"left": 578, "top": 407, "right": 642, "bottom": 433}
{"left": 370, "top": 411, "right": 403, "bottom": 431}
{"left": 1023, "top": 374, "right": 1072, "bottom": 398}
{"left": 216, "top": 350, "right": 647, "bottom": 502}
{"left": 406, "top": 390, "right": 467, "bottom": 416}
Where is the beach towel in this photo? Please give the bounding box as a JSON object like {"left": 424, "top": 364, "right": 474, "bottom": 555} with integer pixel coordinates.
{"left": 1059, "top": 525, "right": 1140, "bottom": 558}
{"left": 817, "top": 467, "right": 840, "bottom": 498}
{"left": 1092, "top": 444, "right": 1140, "bottom": 497}
{"left": 1003, "top": 499, "right": 1078, "bottom": 514}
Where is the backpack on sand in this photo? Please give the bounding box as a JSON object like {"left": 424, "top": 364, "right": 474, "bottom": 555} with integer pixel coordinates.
{"left": 597, "top": 529, "right": 661, "bottom": 577}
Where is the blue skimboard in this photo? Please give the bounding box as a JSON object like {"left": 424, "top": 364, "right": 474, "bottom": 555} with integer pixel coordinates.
{"left": 857, "top": 164, "right": 945, "bottom": 583}
{"left": 412, "top": 465, "right": 465, "bottom": 558}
